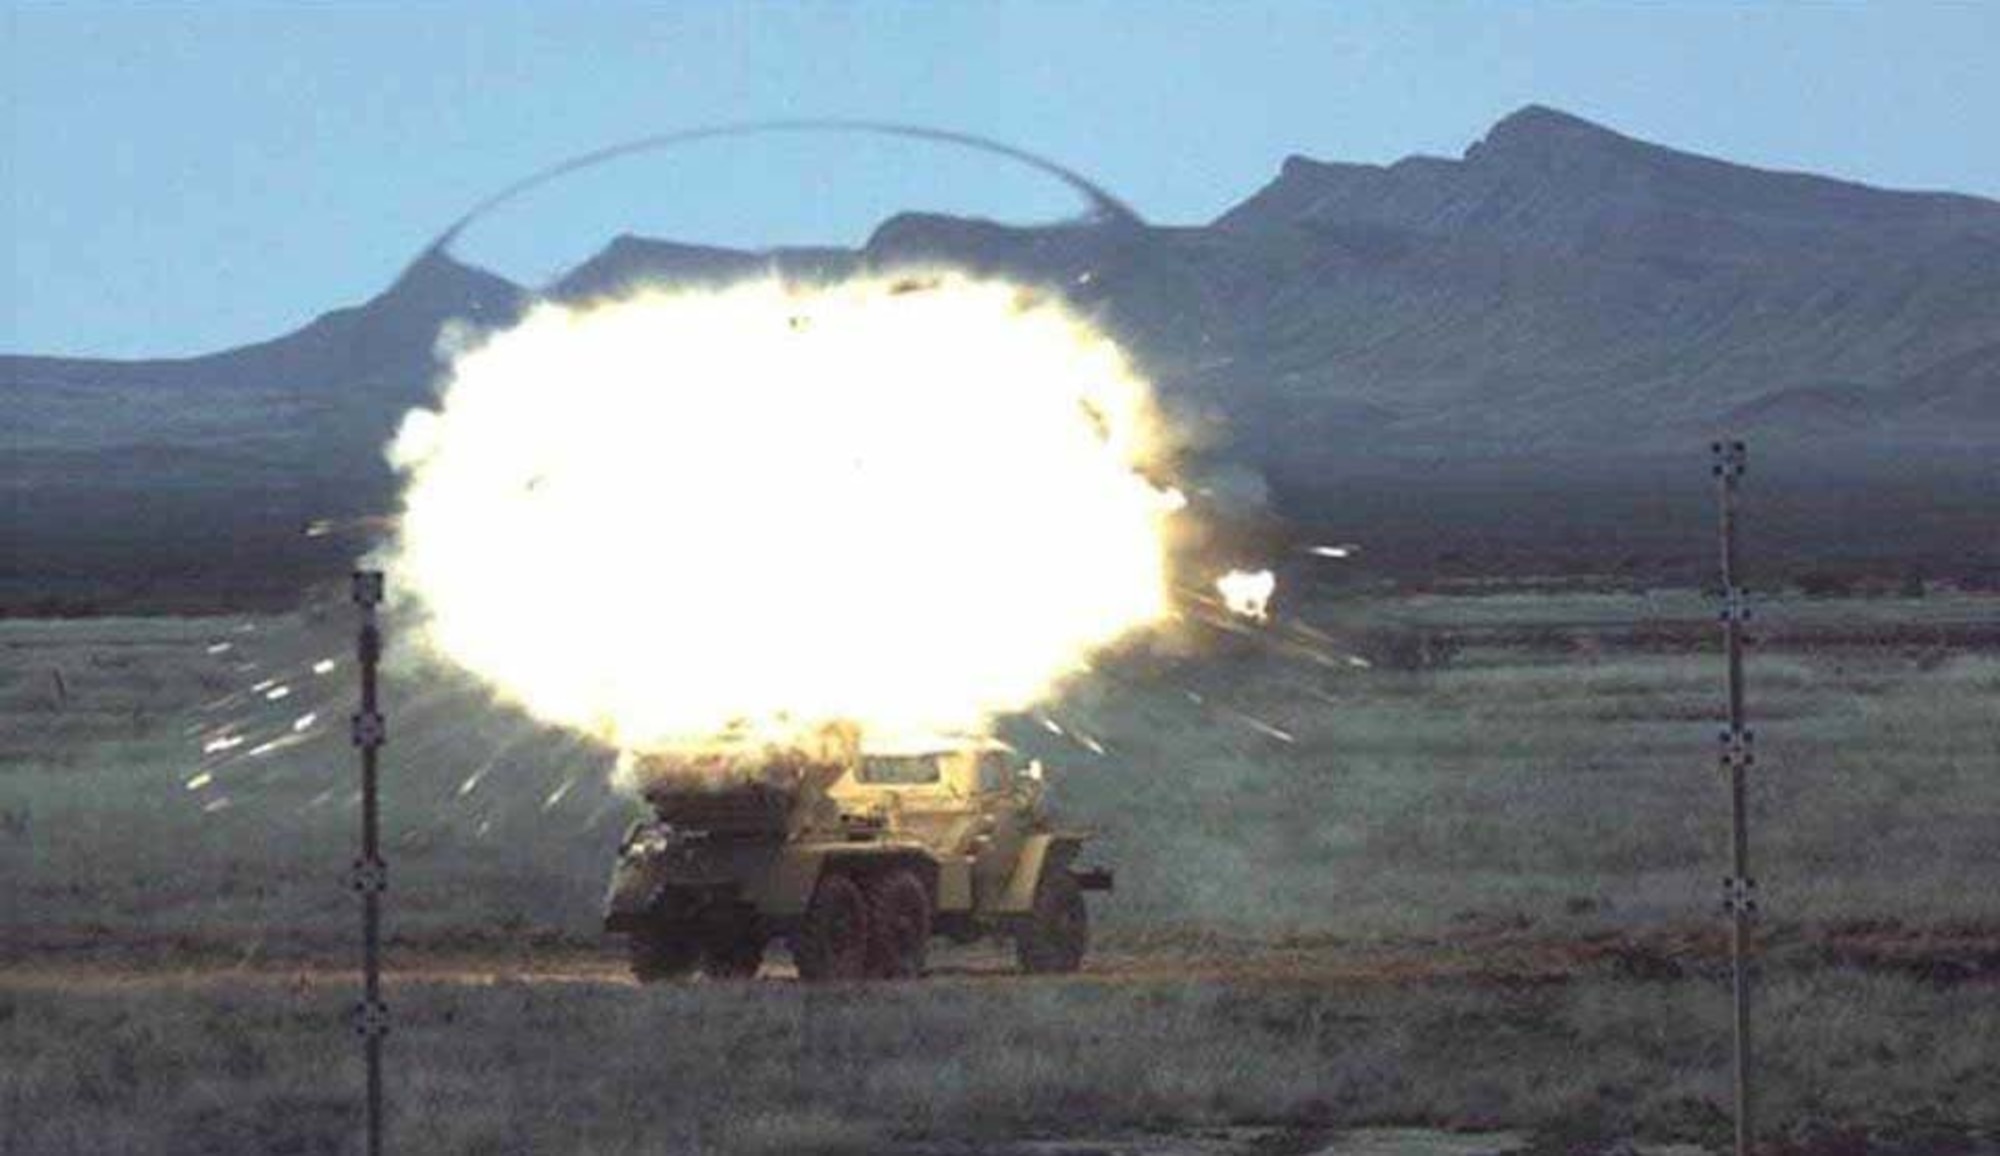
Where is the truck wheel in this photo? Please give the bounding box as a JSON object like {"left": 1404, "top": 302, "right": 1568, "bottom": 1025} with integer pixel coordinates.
{"left": 865, "top": 869, "right": 931, "bottom": 980}
{"left": 790, "top": 873, "right": 870, "bottom": 982}
{"left": 1015, "top": 869, "right": 1087, "bottom": 975}
{"left": 702, "top": 931, "right": 766, "bottom": 980}
{"left": 627, "top": 921, "right": 701, "bottom": 983}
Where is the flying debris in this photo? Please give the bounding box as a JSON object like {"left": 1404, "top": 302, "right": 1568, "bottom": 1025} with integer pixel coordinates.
{"left": 304, "top": 514, "right": 399, "bottom": 540}
{"left": 1240, "top": 717, "right": 1296, "bottom": 743}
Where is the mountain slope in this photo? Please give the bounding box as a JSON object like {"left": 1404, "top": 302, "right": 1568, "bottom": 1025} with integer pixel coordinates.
{"left": 2, "top": 252, "right": 525, "bottom": 608}
{"left": 6, "top": 107, "right": 1999, "bottom": 608}
{"left": 1177, "top": 107, "right": 2000, "bottom": 463}
{"left": 1219, "top": 105, "right": 2000, "bottom": 254}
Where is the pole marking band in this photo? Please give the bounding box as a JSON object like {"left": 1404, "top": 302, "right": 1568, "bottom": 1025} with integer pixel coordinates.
{"left": 350, "top": 1000, "right": 392, "bottom": 1039}
{"left": 347, "top": 857, "right": 389, "bottom": 895}
{"left": 351, "top": 711, "right": 387, "bottom": 748}
{"left": 352, "top": 570, "right": 385, "bottom": 608}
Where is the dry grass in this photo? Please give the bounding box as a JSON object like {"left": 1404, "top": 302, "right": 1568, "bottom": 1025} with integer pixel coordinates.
{"left": 5, "top": 967, "right": 1995, "bottom": 1155}
{"left": 7, "top": 594, "right": 1998, "bottom": 949}
{"left": 5, "top": 591, "right": 1999, "bottom": 1153}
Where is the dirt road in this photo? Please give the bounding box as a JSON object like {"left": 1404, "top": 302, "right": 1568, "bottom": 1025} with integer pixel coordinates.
{"left": 9, "top": 923, "right": 1995, "bottom": 993}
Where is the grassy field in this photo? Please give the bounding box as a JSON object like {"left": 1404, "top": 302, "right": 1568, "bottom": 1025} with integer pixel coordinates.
{"left": 4, "top": 589, "right": 1998, "bottom": 1153}
{"left": 8, "top": 968, "right": 1995, "bottom": 1156}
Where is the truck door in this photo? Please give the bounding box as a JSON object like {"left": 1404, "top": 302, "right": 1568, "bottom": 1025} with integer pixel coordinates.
{"left": 970, "top": 751, "right": 1027, "bottom": 909}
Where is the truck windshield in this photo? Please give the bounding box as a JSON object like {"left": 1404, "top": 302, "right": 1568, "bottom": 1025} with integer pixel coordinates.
{"left": 857, "top": 755, "right": 941, "bottom": 785}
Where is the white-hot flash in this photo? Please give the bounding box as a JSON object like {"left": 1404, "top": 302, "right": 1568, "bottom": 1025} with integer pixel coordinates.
{"left": 1216, "top": 568, "right": 1276, "bottom": 621}
{"left": 383, "top": 272, "right": 1180, "bottom": 753}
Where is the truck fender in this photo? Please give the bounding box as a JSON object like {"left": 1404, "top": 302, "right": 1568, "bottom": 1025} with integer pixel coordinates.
{"left": 993, "top": 833, "right": 1083, "bottom": 915}
{"left": 743, "top": 846, "right": 828, "bottom": 917}
{"left": 748, "top": 845, "right": 947, "bottom": 915}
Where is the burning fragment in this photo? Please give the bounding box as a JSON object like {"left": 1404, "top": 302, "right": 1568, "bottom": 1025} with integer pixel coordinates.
{"left": 383, "top": 272, "right": 1179, "bottom": 754}
{"left": 1216, "top": 569, "right": 1276, "bottom": 621}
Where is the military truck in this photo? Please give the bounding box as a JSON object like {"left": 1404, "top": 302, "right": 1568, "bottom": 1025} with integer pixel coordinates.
{"left": 603, "top": 729, "right": 1113, "bottom": 982}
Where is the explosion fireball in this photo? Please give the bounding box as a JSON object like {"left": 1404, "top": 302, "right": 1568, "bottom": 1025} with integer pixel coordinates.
{"left": 383, "top": 272, "right": 1181, "bottom": 754}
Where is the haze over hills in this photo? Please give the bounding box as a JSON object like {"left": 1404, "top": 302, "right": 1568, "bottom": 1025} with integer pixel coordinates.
{"left": 7, "top": 106, "right": 1999, "bottom": 610}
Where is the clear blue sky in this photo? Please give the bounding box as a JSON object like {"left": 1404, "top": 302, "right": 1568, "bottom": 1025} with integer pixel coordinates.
{"left": 6, "top": 2, "right": 1997, "bottom": 358}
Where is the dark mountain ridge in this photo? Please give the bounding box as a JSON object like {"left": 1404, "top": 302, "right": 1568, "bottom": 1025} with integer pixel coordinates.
{"left": 7, "top": 106, "right": 1998, "bottom": 610}
{"left": 1223, "top": 105, "right": 2000, "bottom": 254}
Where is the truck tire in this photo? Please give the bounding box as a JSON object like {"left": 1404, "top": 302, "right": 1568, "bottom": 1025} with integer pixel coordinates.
{"left": 865, "top": 869, "right": 931, "bottom": 979}
{"left": 1015, "top": 869, "right": 1087, "bottom": 975}
{"left": 702, "top": 930, "right": 766, "bottom": 980}
{"left": 790, "top": 872, "right": 870, "bottom": 982}
{"left": 627, "top": 920, "right": 701, "bottom": 983}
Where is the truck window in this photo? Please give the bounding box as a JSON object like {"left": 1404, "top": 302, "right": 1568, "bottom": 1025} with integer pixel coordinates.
{"left": 858, "top": 755, "right": 941, "bottom": 785}
{"left": 976, "top": 752, "right": 1012, "bottom": 793}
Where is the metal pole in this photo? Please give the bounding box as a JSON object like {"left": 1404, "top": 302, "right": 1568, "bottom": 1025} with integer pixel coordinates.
{"left": 348, "top": 570, "right": 389, "bottom": 1156}
{"left": 1711, "top": 442, "right": 1755, "bottom": 1156}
